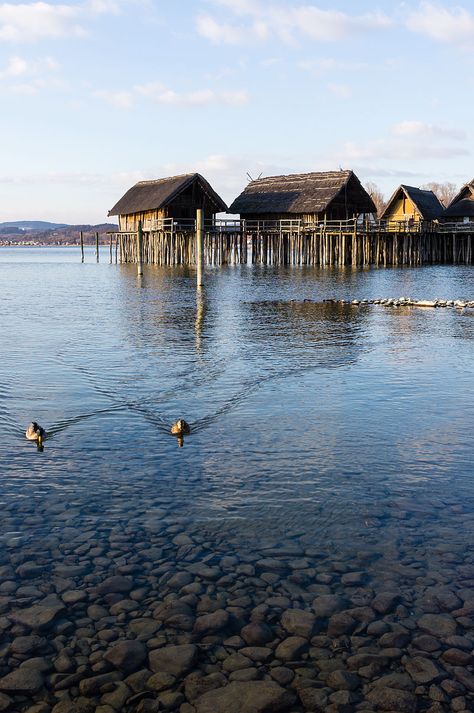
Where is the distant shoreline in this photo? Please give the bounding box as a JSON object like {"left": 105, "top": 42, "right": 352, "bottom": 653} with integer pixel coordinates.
{"left": 0, "top": 243, "right": 109, "bottom": 247}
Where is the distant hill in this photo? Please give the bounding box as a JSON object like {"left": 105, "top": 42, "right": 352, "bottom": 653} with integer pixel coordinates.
{"left": 0, "top": 222, "right": 118, "bottom": 245}
{"left": 0, "top": 220, "right": 69, "bottom": 231}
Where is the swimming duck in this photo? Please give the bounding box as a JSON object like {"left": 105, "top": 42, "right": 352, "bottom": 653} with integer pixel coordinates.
{"left": 171, "top": 419, "right": 190, "bottom": 437}
{"left": 25, "top": 422, "right": 46, "bottom": 448}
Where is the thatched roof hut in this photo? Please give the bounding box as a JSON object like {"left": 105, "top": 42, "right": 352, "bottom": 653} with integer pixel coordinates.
{"left": 443, "top": 180, "right": 474, "bottom": 221}
{"left": 109, "top": 173, "right": 227, "bottom": 232}
{"left": 228, "top": 170, "right": 376, "bottom": 223}
{"left": 380, "top": 185, "right": 444, "bottom": 222}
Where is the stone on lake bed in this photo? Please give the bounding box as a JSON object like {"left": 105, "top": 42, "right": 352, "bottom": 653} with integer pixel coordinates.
{"left": 312, "top": 594, "right": 346, "bottom": 618}
{"left": 371, "top": 591, "right": 400, "bottom": 614}
{"left": 366, "top": 686, "right": 417, "bottom": 712}
{"left": 184, "top": 671, "right": 227, "bottom": 702}
{"left": 326, "top": 669, "right": 361, "bottom": 691}
{"left": 148, "top": 644, "right": 197, "bottom": 677}
{"left": 222, "top": 653, "right": 252, "bottom": 672}
{"left": 104, "top": 640, "right": 148, "bottom": 673}
{"left": 240, "top": 622, "right": 274, "bottom": 646}
{"left": 97, "top": 576, "right": 134, "bottom": 595}
{"left": 239, "top": 647, "right": 273, "bottom": 662}
{"left": 194, "top": 680, "right": 296, "bottom": 713}
{"left": 255, "top": 558, "right": 289, "bottom": 572}
{"left": 404, "top": 656, "right": 444, "bottom": 684}
{"left": 0, "top": 667, "right": 44, "bottom": 695}
{"left": 9, "top": 597, "right": 65, "bottom": 631}
{"left": 418, "top": 613, "right": 457, "bottom": 638}
{"left": 281, "top": 608, "right": 316, "bottom": 638}
{"left": 10, "top": 635, "right": 45, "bottom": 655}
{"left": 274, "top": 636, "right": 308, "bottom": 661}
{"left": 194, "top": 609, "right": 229, "bottom": 635}
{"left": 0, "top": 694, "right": 11, "bottom": 713}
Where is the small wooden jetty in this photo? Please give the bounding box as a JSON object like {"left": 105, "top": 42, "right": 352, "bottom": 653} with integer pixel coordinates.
{"left": 108, "top": 171, "right": 474, "bottom": 268}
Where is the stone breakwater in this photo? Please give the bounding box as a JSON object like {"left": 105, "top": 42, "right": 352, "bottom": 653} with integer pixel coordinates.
{"left": 321, "top": 298, "right": 474, "bottom": 309}
{"left": 0, "top": 490, "right": 474, "bottom": 713}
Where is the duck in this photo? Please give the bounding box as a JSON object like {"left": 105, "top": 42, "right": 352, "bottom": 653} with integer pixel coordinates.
{"left": 171, "top": 419, "right": 190, "bottom": 437}
{"left": 25, "top": 422, "right": 46, "bottom": 448}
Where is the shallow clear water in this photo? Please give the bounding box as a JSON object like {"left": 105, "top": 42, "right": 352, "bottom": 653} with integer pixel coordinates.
{"left": 2, "top": 247, "right": 474, "bottom": 549}
{"left": 3, "top": 247, "right": 474, "bottom": 710}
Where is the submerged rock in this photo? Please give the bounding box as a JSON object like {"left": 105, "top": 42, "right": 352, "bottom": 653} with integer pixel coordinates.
{"left": 194, "top": 680, "right": 296, "bottom": 713}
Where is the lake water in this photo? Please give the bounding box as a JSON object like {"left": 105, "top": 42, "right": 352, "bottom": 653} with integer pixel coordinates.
{"left": 1, "top": 246, "right": 474, "bottom": 712}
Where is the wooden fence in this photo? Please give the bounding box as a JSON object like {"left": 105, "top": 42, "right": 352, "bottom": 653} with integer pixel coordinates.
{"left": 111, "top": 218, "right": 474, "bottom": 267}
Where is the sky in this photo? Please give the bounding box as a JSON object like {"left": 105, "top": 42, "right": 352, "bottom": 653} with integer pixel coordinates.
{"left": 0, "top": 0, "right": 473, "bottom": 223}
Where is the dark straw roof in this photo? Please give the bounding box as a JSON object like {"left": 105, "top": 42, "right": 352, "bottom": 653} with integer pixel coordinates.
{"left": 381, "top": 185, "right": 444, "bottom": 221}
{"left": 228, "top": 170, "right": 375, "bottom": 215}
{"left": 443, "top": 180, "right": 474, "bottom": 218}
{"left": 108, "top": 173, "right": 227, "bottom": 216}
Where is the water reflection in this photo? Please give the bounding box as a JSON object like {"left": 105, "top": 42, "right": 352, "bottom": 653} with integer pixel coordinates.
{"left": 1, "top": 250, "right": 474, "bottom": 535}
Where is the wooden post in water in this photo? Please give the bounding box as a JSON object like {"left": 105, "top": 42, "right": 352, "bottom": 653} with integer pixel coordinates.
{"left": 196, "top": 207, "right": 204, "bottom": 287}
{"left": 109, "top": 234, "right": 113, "bottom": 264}
{"left": 80, "top": 231, "right": 84, "bottom": 263}
{"left": 137, "top": 221, "right": 144, "bottom": 276}
{"left": 95, "top": 232, "right": 99, "bottom": 262}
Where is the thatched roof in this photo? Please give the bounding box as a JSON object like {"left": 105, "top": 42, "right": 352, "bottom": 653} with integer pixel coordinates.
{"left": 108, "top": 173, "right": 227, "bottom": 216}
{"left": 380, "top": 185, "right": 444, "bottom": 221}
{"left": 443, "top": 180, "right": 474, "bottom": 218}
{"left": 228, "top": 170, "right": 376, "bottom": 215}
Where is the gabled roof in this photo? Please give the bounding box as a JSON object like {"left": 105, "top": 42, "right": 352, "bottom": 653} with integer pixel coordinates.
{"left": 380, "top": 185, "right": 445, "bottom": 221}
{"left": 108, "top": 173, "right": 227, "bottom": 216}
{"left": 443, "top": 179, "right": 474, "bottom": 218}
{"left": 228, "top": 170, "right": 376, "bottom": 215}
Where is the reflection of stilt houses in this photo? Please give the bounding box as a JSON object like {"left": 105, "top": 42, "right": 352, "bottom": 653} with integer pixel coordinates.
{"left": 443, "top": 180, "right": 474, "bottom": 223}
{"left": 380, "top": 185, "right": 444, "bottom": 230}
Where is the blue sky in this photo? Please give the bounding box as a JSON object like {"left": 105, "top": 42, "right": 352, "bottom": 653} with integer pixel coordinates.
{"left": 0, "top": 0, "right": 473, "bottom": 223}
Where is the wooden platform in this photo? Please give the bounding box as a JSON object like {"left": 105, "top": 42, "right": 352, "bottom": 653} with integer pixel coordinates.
{"left": 112, "top": 218, "right": 474, "bottom": 267}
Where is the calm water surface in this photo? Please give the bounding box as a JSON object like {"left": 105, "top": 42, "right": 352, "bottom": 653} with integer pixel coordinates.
{"left": 2, "top": 247, "right": 474, "bottom": 709}
{"left": 1, "top": 247, "right": 473, "bottom": 551}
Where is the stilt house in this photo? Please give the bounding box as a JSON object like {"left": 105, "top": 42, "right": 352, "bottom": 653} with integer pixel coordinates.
{"left": 228, "top": 170, "right": 376, "bottom": 224}
{"left": 108, "top": 173, "right": 227, "bottom": 232}
{"left": 443, "top": 180, "right": 474, "bottom": 223}
{"left": 380, "top": 185, "right": 444, "bottom": 226}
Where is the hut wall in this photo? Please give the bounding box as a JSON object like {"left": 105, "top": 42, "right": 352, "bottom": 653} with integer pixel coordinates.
{"left": 119, "top": 208, "right": 167, "bottom": 232}
{"left": 167, "top": 183, "right": 219, "bottom": 221}
{"left": 384, "top": 195, "right": 419, "bottom": 222}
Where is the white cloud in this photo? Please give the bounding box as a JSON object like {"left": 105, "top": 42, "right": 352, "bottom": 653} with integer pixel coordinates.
{"left": 0, "top": 0, "right": 130, "bottom": 42}
{"left": 98, "top": 81, "right": 250, "bottom": 108}
{"left": 327, "top": 82, "right": 352, "bottom": 99}
{"left": 393, "top": 120, "right": 467, "bottom": 141}
{"left": 407, "top": 2, "right": 474, "bottom": 48}
{"left": 197, "top": 2, "right": 392, "bottom": 45}
{"left": 335, "top": 120, "right": 469, "bottom": 163}
{"left": 0, "top": 2, "right": 85, "bottom": 41}
{"left": 196, "top": 14, "right": 267, "bottom": 44}
{"left": 0, "top": 54, "right": 62, "bottom": 92}
{"left": 0, "top": 54, "right": 58, "bottom": 78}
{"left": 94, "top": 89, "right": 133, "bottom": 108}
{"left": 299, "top": 58, "right": 368, "bottom": 75}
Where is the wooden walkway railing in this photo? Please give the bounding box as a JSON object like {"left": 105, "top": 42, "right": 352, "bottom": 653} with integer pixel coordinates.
{"left": 111, "top": 218, "right": 474, "bottom": 267}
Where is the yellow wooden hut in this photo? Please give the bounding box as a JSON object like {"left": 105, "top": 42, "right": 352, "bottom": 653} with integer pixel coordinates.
{"left": 108, "top": 173, "right": 227, "bottom": 232}
{"left": 380, "top": 185, "right": 444, "bottom": 227}
{"left": 443, "top": 180, "right": 474, "bottom": 223}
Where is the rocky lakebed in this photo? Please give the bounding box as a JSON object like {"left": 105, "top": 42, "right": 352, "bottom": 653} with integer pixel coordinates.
{"left": 0, "top": 488, "right": 473, "bottom": 713}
